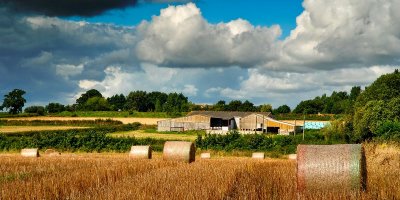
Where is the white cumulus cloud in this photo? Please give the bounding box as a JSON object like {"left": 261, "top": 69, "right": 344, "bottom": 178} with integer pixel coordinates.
{"left": 135, "top": 3, "right": 281, "bottom": 68}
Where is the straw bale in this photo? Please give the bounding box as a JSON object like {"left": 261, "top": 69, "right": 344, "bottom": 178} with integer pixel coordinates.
{"left": 200, "top": 153, "right": 211, "bottom": 159}
{"left": 297, "top": 144, "right": 366, "bottom": 193}
{"left": 21, "top": 148, "right": 39, "bottom": 157}
{"left": 163, "top": 141, "right": 195, "bottom": 163}
{"left": 288, "top": 154, "right": 297, "bottom": 160}
{"left": 44, "top": 149, "right": 61, "bottom": 156}
{"left": 252, "top": 152, "right": 265, "bottom": 159}
{"left": 129, "top": 145, "right": 152, "bottom": 159}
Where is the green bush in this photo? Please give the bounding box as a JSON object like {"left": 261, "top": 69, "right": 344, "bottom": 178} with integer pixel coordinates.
{"left": 0, "top": 127, "right": 165, "bottom": 152}
{"left": 195, "top": 131, "right": 347, "bottom": 154}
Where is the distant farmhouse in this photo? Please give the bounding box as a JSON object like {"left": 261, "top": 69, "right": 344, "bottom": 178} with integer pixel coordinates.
{"left": 157, "top": 111, "right": 302, "bottom": 135}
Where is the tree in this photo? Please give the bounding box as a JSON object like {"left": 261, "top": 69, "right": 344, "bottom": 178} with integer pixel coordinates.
{"left": 239, "top": 100, "right": 256, "bottom": 111}
{"left": 274, "top": 105, "right": 291, "bottom": 114}
{"left": 76, "top": 89, "right": 103, "bottom": 109}
{"left": 125, "top": 91, "right": 148, "bottom": 112}
{"left": 260, "top": 104, "right": 273, "bottom": 113}
{"left": 227, "top": 100, "right": 242, "bottom": 111}
{"left": 24, "top": 106, "right": 45, "bottom": 115}
{"left": 84, "top": 97, "right": 110, "bottom": 111}
{"left": 349, "top": 86, "right": 361, "bottom": 101}
{"left": 147, "top": 91, "right": 168, "bottom": 112}
{"left": 355, "top": 70, "right": 400, "bottom": 108}
{"left": 45, "top": 103, "right": 65, "bottom": 113}
{"left": 163, "top": 93, "right": 189, "bottom": 114}
{"left": 107, "top": 94, "right": 126, "bottom": 111}
{"left": 0, "top": 89, "right": 26, "bottom": 114}
{"left": 213, "top": 100, "right": 227, "bottom": 111}
{"left": 353, "top": 97, "right": 400, "bottom": 141}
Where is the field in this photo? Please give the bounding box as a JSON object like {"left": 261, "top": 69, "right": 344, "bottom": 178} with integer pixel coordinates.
{"left": 0, "top": 126, "right": 88, "bottom": 133}
{"left": 0, "top": 143, "right": 399, "bottom": 200}
{"left": 2, "top": 116, "right": 163, "bottom": 125}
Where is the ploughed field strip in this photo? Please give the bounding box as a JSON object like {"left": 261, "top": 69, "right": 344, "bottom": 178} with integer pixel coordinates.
{"left": 0, "top": 144, "right": 399, "bottom": 200}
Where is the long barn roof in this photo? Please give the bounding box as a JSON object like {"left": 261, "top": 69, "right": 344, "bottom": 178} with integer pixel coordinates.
{"left": 187, "top": 111, "right": 272, "bottom": 120}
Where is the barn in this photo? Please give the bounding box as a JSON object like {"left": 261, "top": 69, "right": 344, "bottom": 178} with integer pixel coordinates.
{"left": 157, "top": 111, "right": 302, "bottom": 135}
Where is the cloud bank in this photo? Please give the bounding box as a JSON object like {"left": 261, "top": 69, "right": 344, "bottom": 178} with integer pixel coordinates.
{"left": 1, "top": 1, "right": 399, "bottom": 107}
{"left": 0, "top": 0, "right": 138, "bottom": 17}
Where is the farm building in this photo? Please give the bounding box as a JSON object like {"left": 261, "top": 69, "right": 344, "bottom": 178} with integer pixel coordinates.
{"left": 157, "top": 111, "right": 302, "bottom": 135}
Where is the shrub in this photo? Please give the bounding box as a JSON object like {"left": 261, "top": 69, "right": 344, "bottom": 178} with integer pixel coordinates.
{"left": 24, "top": 106, "right": 45, "bottom": 116}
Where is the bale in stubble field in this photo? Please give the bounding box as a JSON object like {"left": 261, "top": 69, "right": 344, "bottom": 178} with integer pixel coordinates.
{"left": 44, "top": 149, "right": 61, "bottom": 156}
{"left": 21, "top": 148, "right": 39, "bottom": 157}
{"left": 129, "top": 145, "right": 152, "bottom": 159}
{"left": 163, "top": 141, "right": 195, "bottom": 163}
{"left": 200, "top": 152, "right": 211, "bottom": 159}
{"left": 297, "top": 144, "right": 367, "bottom": 193}
{"left": 288, "top": 154, "right": 297, "bottom": 160}
{"left": 252, "top": 152, "right": 265, "bottom": 159}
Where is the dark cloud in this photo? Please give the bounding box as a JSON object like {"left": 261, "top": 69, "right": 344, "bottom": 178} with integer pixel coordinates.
{"left": 0, "top": 0, "right": 138, "bottom": 17}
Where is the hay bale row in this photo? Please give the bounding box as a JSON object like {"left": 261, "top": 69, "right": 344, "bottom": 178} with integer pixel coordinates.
{"left": 129, "top": 146, "right": 152, "bottom": 159}
{"left": 297, "top": 144, "right": 366, "bottom": 193}
{"left": 21, "top": 148, "right": 39, "bottom": 157}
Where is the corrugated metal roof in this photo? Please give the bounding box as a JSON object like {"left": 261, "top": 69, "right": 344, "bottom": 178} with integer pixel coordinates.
{"left": 187, "top": 111, "right": 272, "bottom": 120}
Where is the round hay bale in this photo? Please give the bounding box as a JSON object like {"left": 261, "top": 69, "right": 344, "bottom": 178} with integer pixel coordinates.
{"left": 163, "top": 141, "right": 195, "bottom": 163}
{"left": 252, "top": 152, "right": 265, "bottom": 159}
{"left": 288, "top": 154, "right": 297, "bottom": 160}
{"left": 21, "top": 148, "right": 39, "bottom": 157}
{"left": 129, "top": 145, "right": 152, "bottom": 159}
{"left": 44, "top": 149, "right": 61, "bottom": 156}
{"left": 297, "top": 144, "right": 366, "bottom": 193}
{"left": 200, "top": 152, "right": 211, "bottom": 159}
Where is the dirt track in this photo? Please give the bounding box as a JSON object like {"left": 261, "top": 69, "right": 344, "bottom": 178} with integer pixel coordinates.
{"left": 3, "top": 117, "right": 166, "bottom": 125}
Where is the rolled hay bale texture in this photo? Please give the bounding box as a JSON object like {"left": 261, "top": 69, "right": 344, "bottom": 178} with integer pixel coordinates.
{"left": 252, "top": 152, "right": 265, "bottom": 159}
{"left": 21, "top": 148, "right": 39, "bottom": 157}
{"left": 288, "top": 154, "right": 297, "bottom": 160}
{"left": 200, "top": 152, "right": 211, "bottom": 159}
{"left": 297, "top": 144, "right": 367, "bottom": 193}
{"left": 129, "top": 145, "right": 152, "bottom": 159}
{"left": 163, "top": 141, "right": 195, "bottom": 163}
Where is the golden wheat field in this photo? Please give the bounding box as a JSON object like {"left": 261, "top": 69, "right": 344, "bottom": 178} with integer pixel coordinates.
{"left": 0, "top": 143, "right": 399, "bottom": 200}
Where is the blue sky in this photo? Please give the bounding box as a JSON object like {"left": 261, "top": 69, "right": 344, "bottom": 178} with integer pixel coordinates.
{"left": 68, "top": 0, "right": 303, "bottom": 38}
{"left": 0, "top": 0, "right": 399, "bottom": 109}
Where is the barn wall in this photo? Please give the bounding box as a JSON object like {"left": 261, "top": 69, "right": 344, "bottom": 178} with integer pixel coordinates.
{"left": 240, "top": 114, "right": 296, "bottom": 133}
{"left": 157, "top": 115, "right": 210, "bottom": 132}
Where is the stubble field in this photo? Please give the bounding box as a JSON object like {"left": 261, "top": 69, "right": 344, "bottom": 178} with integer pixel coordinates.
{"left": 0, "top": 143, "right": 399, "bottom": 200}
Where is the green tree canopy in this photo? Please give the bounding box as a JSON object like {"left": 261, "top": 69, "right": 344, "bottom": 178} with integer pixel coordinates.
{"left": 274, "top": 105, "right": 291, "bottom": 114}
{"left": 76, "top": 89, "right": 103, "bottom": 106}
{"left": 125, "top": 91, "right": 148, "bottom": 112}
{"left": 1, "top": 89, "right": 26, "bottom": 114}
{"left": 24, "top": 106, "right": 45, "bottom": 115}
{"left": 107, "top": 94, "right": 126, "bottom": 111}
{"left": 83, "top": 97, "right": 110, "bottom": 111}
{"left": 260, "top": 104, "right": 273, "bottom": 113}
{"left": 45, "top": 103, "right": 65, "bottom": 113}
{"left": 355, "top": 70, "right": 400, "bottom": 108}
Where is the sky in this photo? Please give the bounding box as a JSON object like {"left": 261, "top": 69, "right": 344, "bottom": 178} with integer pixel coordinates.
{"left": 0, "top": 0, "right": 399, "bottom": 109}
